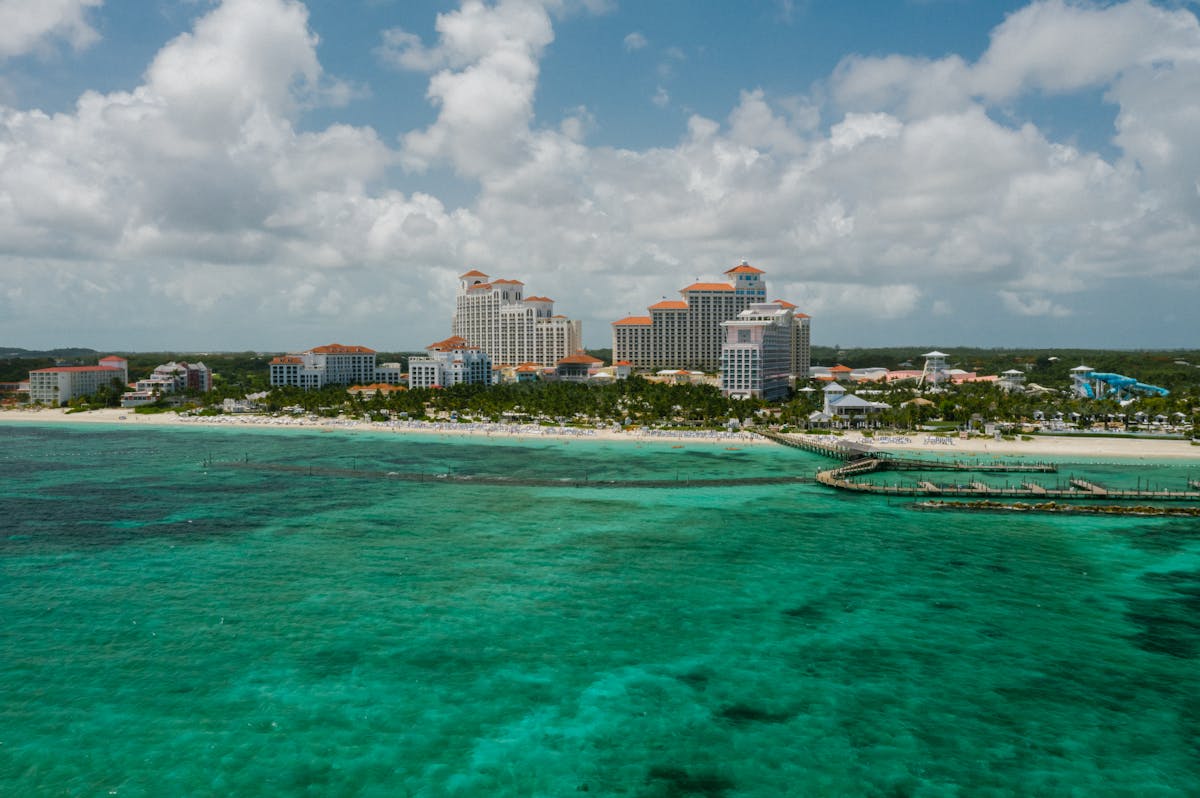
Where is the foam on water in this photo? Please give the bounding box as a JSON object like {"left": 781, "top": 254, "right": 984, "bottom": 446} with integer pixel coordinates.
{"left": 1, "top": 423, "right": 1198, "bottom": 796}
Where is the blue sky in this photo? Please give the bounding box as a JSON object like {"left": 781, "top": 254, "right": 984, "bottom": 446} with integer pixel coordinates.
{"left": 0, "top": 0, "right": 1197, "bottom": 353}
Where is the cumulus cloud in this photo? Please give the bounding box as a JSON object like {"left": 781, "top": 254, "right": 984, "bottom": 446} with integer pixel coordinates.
{"left": 623, "top": 31, "right": 647, "bottom": 51}
{"left": 1, "top": 0, "right": 1198, "bottom": 350}
{"left": 0, "top": 0, "right": 101, "bottom": 60}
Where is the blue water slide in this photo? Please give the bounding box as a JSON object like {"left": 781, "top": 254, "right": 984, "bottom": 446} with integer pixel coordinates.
{"left": 1132, "top": 382, "right": 1170, "bottom": 397}
{"left": 1087, "top": 372, "right": 1169, "bottom": 397}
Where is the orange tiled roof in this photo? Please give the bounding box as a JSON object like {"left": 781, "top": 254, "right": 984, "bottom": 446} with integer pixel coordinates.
{"left": 492, "top": 278, "right": 524, "bottom": 285}
{"left": 466, "top": 282, "right": 492, "bottom": 291}
{"left": 794, "top": 312, "right": 810, "bottom": 319}
{"left": 311, "top": 343, "right": 376, "bottom": 355}
{"left": 557, "top": 351, "right": 603, "bottom": 365}
{"left": 613, "top": 316, "right": 652, "bottom": 326}
{"left": 830, "top": 364, "right": 853, "bottom": 373}
{"left": 615, "top": 360, "right": 632, "bottom": 366}
{"left": 349, "top": 383, "right": 405, "bottom": 393}
{"left": 524, "top": 295, "right": 553, "bottom": 302}
{"left": 460, "top": 269, "right": 488, "bottom": 278}
{"left": 772, "top": 299, "right": 797, "bottom": 308}
{"left": 31, "top": 365, "right": 124, "bottom": 373}
{"left": 427, "top": 335, "right": 475, "bottom": 351}
{"left": 681, "top": 282, "right": 733, "bottom": 292}
{"left": 650, "top": 300, "right": 688, "bottom": 310}
{"left": 270, "top": 356, "right": 305, "bottom": 365}
{"left": 98, "top": 355, "right": 127, "bottom": 362}
{"left": 724, "top": 263, "right": 764, "bottom": 275}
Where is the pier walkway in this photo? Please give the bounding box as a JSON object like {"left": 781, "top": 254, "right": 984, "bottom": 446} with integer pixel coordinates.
{"left": 762, "top": 431, "right": 1200, "bottom": 504}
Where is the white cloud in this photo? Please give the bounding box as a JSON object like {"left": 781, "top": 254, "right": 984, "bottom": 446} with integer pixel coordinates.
{"left": 0, "top": 0, "right": 101, "bottom": 60}
{"left": 623, "top": 31, "right": 647, "bottom": 51}
{"left": 1, "top": 0, "right": 1198, "bottom": 350}
{"left": 999, "top": 291, "right": 1072, "bottom": 317}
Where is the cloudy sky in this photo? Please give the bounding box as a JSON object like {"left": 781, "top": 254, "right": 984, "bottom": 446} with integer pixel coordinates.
{"left": 1, "top": 0, "right": 1197, "bottom": 353}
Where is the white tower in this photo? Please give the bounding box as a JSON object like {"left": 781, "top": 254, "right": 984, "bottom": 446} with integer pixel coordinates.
{"left": 919, "top": 351, "right": 949, "bottom": 387}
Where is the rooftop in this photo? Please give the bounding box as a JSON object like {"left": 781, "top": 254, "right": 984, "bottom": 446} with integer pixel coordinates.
{"left": 724, "top": 261, "right": 764, "bottom": 275}
{"left": 31, "top": 365, "right": 124, "bottom": 373}
{"left": 649, "top": 300, "right": 689, "bottom": 310}
{"left": 613, "top": 315, "right": 652, "bottom": 326}
{"left": 681, "top": 282, "right": 734, "bottom": 292}
{"left": 311, "top": 344, "right": 376, "bottom": 355}
{"left": 427, "top": 335, "right": 477, "bottom": 351}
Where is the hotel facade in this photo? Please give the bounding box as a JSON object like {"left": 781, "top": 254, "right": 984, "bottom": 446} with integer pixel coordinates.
{"left": 408, "top": 335, "right": 493, "bottom": 389}
{"left": 720, "top": 303, "right": 795, "bottom": 401}
{"left": 29, "top": 356, "right": 129, "bottom": 406}
{"left": 612, "top": 262, "right": 810, "bottom": 377}
{"left": 452, "top": 270, "right": 581, "bottom": 367}
{"left": 269, "top": 344, "right": 392, "bottom": 389}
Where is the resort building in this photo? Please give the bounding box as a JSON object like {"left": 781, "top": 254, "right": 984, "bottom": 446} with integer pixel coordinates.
{"left": 269, "top": 344, "right": 395, "bottom": 389}
{"left": 555, "top": 351, "right": 605, "bottom": 383}
{"left": 452, "top": 270, "right": 582, "bottom": 368}
{"left": 807, "top": 382, "right": 891, "bottom": 427}
{"left": 407, "top": 335, "right": 493, "bottom": 389}
{"left": 29, "top": 356, "right": 129, "bottom": 406}
{"left": 121, "top": 361, "right": 213, "bottom": 407}
{"left": 612, "top": 261, "right": 810, "bottom": 376}
{"left": 720, "top": 302, "right": 794, "bottom": 401}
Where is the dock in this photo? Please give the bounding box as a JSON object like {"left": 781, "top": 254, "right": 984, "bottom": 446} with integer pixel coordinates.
{"left": 764, "top": 431, "right": 1200, "bottom": 504}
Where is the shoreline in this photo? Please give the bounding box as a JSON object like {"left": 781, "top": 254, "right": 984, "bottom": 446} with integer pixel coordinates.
{"left": 0, "top": 407, "right": 768, "bottom": 447}
{"left": 2, "top": 408, "right": 1198, "bottom": 459}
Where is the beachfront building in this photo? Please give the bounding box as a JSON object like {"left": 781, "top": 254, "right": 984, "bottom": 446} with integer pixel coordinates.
{"left": 612, "top": 261, "right": 810, "bottom": 376}
{"left": 121, "top": 361, "right": 213, "bottom": 407}
{"left": 807, "top": 382, "right": 891, "bottom": 427}
{"left": 451, "top": 270, "right": 582, "bottom": 368}
{"left": 269, "top": 344, "right": 399, "bottom": 389}
{"left": 29, "top": 356, "right": 129, "bottom": 406}
{"left": 555, "top": 351, "right": 605, "bottom": 382}
{"left": 408, "top": 335, "right": 493, "bottom": 389}
{"left": 720, "top": 302, "right": 794, "bottom": 401}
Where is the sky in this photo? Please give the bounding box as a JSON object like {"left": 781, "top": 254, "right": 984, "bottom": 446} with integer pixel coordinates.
{"left": 0, "top": 0, "right": 1197, "bottom": 353}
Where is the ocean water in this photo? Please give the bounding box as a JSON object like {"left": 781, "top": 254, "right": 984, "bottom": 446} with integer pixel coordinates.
{"left": 1, "top": 423, "right": 1198, "bottom": 797}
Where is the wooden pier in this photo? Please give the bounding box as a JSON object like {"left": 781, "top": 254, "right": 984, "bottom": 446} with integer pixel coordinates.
{"left": 763, "top": 431, "right": 1200, "bottom": 504}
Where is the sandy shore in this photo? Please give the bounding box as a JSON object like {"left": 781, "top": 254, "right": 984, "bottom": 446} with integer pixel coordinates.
{"left": 0, "top": 407, "right": 768, "bottom": 447}
{"left": 809, "top": 431, "right": 1200, "bottom": 461}
{"left": 2, "top": 408, "right": 1197, "bottom": 459}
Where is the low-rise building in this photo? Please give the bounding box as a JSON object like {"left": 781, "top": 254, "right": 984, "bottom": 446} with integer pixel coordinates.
{"left": 269, "top": 344, "right": 400, "bottom": 389}
{"left": 29, "top": 356, "right": 129, "bottom": 406}
{"left": 556, "top": 351, "right": 605, "bottom": 382}
{"left": 407, "top": 336, "right": 492, "bottom": 389}
{"left": 122, "top": 361, "right": 214, "bottom": 406}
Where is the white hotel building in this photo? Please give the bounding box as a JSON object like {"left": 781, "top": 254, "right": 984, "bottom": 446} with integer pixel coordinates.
{"left": 720, "top": 303, "right": 795, "bottom": 401}
{"left": 613, "top": 262, "right": 810, "bottom": 377}
{"left": 29, "top": 356, "right": 129, "bottom": 406}
{"left": 269, "top": 344, "right": 387, "bottom": 389}
{"left": 452, "top": 270, "right": 581, "bottom": 367}
{"left": 408, "top": 335, "right": 493, "bottom": 389}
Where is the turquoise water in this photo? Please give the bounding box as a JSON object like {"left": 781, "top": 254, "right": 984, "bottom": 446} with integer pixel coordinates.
{"left": 2, "top": 423, "right": 1198, "bottom": 796}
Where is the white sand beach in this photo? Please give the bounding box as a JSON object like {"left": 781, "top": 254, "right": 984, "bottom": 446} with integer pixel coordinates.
{"left": 0, "top": 407, "right": 768, "bottom": 447}
{"left": 3, "top": 407, "right": 1198, "bottom": 458}
{"left": 816, "top": 430, "right": 1200, "bottom": 461}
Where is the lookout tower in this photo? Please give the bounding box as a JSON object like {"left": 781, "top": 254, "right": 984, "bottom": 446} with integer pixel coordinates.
{"left": 1070, "top": 365, "right": 1095, "bottom": 398}
{"left": 919, "top": 351, "right": 949, "bottom": 387}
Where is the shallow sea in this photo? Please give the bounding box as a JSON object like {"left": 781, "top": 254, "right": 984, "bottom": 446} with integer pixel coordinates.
{"left": 1, "top": 423, "right": 1198, "bottom": 797}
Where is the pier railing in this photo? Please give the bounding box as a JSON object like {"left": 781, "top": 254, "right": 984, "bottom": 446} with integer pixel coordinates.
{"left": 761, "top": 431, "right": 1200, "bottom": 504}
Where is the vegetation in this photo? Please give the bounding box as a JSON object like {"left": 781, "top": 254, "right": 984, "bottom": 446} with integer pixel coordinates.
{"left": 260, "top": 377, "right": 766, "bottom": 427}
{"left": 4, "top": 346, "right": 1197, "bottom": 437}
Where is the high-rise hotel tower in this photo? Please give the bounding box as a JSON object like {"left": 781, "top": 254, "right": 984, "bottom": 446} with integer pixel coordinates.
{"left": 452, "top": 270, "right": 582, "bottom": 367}
{"left": 612, "top": 261, "right": 810, "bottom": 376}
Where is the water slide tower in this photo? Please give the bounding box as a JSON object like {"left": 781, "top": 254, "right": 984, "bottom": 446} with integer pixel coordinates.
{"left": 918, "top": 351, "right": 949, "bottom": 387}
